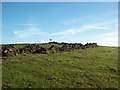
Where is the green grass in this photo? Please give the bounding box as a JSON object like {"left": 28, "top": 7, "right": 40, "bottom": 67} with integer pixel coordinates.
{"left": 2, "top": 46, "right": 119, "bottom": 88}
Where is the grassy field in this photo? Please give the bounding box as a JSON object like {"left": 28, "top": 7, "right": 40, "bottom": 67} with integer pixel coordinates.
{"left": 2, "top": 46, "right": 119, "bottom": 89}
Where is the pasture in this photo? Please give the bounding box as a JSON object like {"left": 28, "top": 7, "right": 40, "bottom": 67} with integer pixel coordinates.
{"left": 1, "top": 44, "right": 119, "bottom": 89}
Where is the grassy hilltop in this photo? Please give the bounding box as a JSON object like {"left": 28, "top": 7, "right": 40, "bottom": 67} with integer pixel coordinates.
{"left": 2, "top": 44, "right": 119, "bottom": 88}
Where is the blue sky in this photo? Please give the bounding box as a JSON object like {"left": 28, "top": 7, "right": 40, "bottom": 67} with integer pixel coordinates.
{"left": 2, "top": 2, "right": 118, "bottom": 46}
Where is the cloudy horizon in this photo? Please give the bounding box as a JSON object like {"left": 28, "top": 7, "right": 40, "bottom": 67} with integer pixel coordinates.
{"left": 2, "top": 2, "right": 118, "bottom": 46}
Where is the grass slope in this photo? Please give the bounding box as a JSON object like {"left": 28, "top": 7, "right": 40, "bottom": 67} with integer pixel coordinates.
{"left": 2, "top": 46, "right": 118, "bottom": 88}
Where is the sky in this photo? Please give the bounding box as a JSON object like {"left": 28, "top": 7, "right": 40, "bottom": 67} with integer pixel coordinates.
{"left": 2, "top": 2, "right": 118, "bottom": 46}
{"left": 2, "top": 0, "right": 120, "bottom": 2}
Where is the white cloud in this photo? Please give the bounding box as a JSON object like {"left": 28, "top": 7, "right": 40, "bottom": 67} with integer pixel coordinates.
{"left": 82, "top": 25, "right": 108, "bottom": 30}
{"left": 100, "top": 31, "right": 118, "bottom": 37}
{"left": 52, "top": 15, "right": 118, "bottom": 46}
{"left": 96, "top": 37, "right": 118, "bottom": 46}
{"left": 52, "top": 30, "right": 118, "bottom": 46}
{"left": 63, "top": 12, "right": 117, "bottom": 27}
{"left": 14, "top": 25, "right": 46, "bottom": 39}
{"left": 52, "top": 24, "right": 107, "bottom": 36}
{"left": 40, "top": 40, "right": 49, "bottom": 43}
{"left": 92, "top": 31, "right": 118, "bottom": 46}
{"left": 52, "top": 28, "right": 80, "bottom": 35}
{"left": 63, "top": 14, "right": 95, "bottom": 25}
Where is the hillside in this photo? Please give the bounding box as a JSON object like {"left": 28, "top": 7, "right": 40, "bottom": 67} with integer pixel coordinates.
{"left": 2, "top": 46, "right": 118, "bottom": 89}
